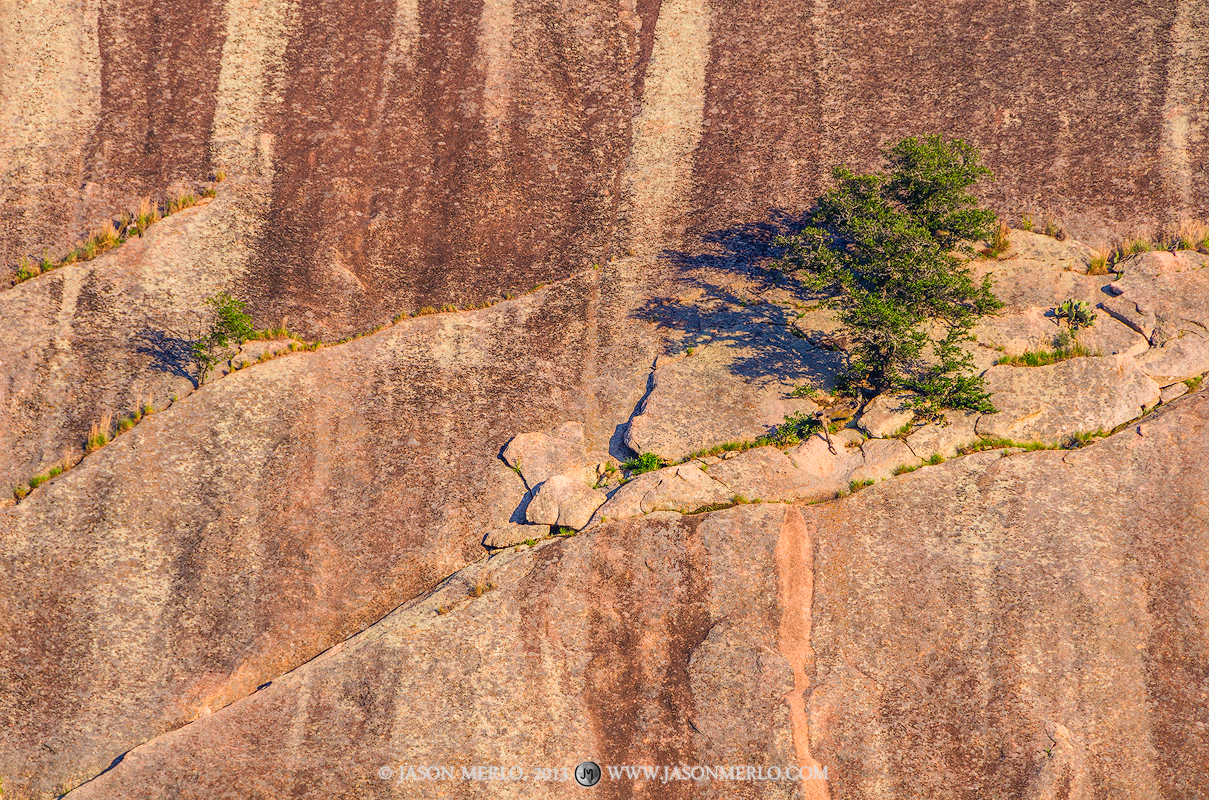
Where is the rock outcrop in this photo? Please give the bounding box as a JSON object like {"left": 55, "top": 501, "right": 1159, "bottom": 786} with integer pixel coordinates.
{"left": 59, "top": 390, "right": 1209, "bottom": 800}
{"left": 624, "top": 335, "right": 827, "bottom": 462}
{"left": 976, "top": 356, "right": 1161, "bottom": 443}
{"left": 0, "top": 266, "right": 662, "bottom": 799}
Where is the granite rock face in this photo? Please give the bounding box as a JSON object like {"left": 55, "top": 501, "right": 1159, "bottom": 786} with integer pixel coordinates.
{"left": 6, "top": 0, "right": 1207, "bottom": 333}
{"left": 0, "top": 268, "right": 660, "bottom": 799}
{"left": 61, "top": 392, "right": 1209, "bottom": 800}
{"left": 977, "top": 356, "right": 1161, "bottom": 443}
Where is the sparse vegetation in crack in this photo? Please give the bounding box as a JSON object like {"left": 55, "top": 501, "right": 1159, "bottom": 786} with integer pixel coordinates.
{"left": 7, "top": 188, "right": 220, "bottom": 288}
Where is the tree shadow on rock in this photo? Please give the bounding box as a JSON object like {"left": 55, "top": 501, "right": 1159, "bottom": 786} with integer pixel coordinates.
{"left": 134, "top": 328, "right": 198, "bottom": 388}
{"left": 634, "top": 209, "right": 845, "bottom": 391}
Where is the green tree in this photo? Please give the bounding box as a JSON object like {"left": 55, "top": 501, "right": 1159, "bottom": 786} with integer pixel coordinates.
{"left": 775, "top": 135, "right": 1003, "bottom": 421}
{"left": 190, "top": 291, "right": 255, "bottom": 385}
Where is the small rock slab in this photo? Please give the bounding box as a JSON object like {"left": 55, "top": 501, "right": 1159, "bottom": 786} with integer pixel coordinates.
{"left": 976, "top": 356, "right": 1160, "bottom": 443}
{"left": 483, "top": 523, "right": 540, "bottom": 549}
{"left": 904, "top": 409, "right": 982, "bottom": 459}
{"left": 502, "top": 422, "right": 605, "bottom": 489}
{"left": 710, "top": 433, "right": 865, "bottom": 503}
{"left": 624, "top": 337, "right": 833, "bottom": 462}
{"left": 850, "top": 438, "right": 919, "bottom": 483}
{"left": 525, "top": 475, "right": 606, "bottom": 530}
{"left": 1133, "top": 333, "right": 1209, "bottom": 385}
{"left": 595, "top": 463, "right": 734, "bottom": 520}
{"left": 1107, "top": 251, "right": 1209, "bottom": 334}
{"left": 1160, "top": 382, "right": 1189, "bottom": 403}
{"left": 858, "top": 393, "right": 914, "bottom": 438}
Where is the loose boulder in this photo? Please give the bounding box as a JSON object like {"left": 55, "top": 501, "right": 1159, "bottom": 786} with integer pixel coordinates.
{"left": 524, "top": 475, "right": 606, "bottom": 530}
{"left": 502, "top": 422, "right": 605, "bottom": 490}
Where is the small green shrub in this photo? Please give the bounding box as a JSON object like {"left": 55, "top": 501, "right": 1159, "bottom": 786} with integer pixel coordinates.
{"left": 926, "top": 453, "right": 946, "bottom": 465}
{"left": 623, "top": 452, "right": 663, "bottom": 475}
{"left": 849, "top": 478, "right": 874, "bottom": 492}
{"left": 28, "top": 474, "right": 47, "bottom": 490}
{"left": 48, "top": 466, "right": 63, "bottom": 478}
{"left": 1020, "top": 213, "right": 1034, "bottom": 232}
{"left": 758, "top": 410, "right": 822, "bottom": 448}
{"left": 186, "top": 292, "right": 256, "bottom": 384}
{"left": 1184, "top": 375, "right": 1203, "bottom": 392}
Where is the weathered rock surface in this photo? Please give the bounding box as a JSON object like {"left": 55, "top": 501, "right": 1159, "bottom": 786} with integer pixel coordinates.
{"left": 595, "top": 463, "right": 735, "bottom": 520}
{"left": 857, "top": 393, "right": 914, "bottom": 438}
{"left": 968, "top": 232, "right": 1149, "bottom": 361}
{"left": 624, "top": 337, "right": 829, "bottom": 462}
{"left": 7, "top": 0, "right": 1208, "bottom": 320}
{"left": 848, "top": 437, "right": 919, "bottom": 483}
{"left": 977, "top": 357, "right": 1161, "bottom": 443}
{"left": 904, "top": 409, "right": 982, "bottom": 460}
{"left": 525, "top": 475, "right": 606, "bottom": 530}
{"left": 62, "top": 392, "right": 1209, "bottom": 800}
{"left": 0, "top": 267, "right": 661, "bottom": 799}
{"left": 0, "top": 196, "right": 250, "bottom": 489}
{"left": 502, "top": 422, "right": 606, "bottom": 490}
{"left": 1107, "top": 252, "right": 1209, "bottom": 335}
{"left": 1160, "top": 382, "right": 1189, "bottom": 403}
{"left": 1134, "top": 333, "right": 1209, "bottom": 386}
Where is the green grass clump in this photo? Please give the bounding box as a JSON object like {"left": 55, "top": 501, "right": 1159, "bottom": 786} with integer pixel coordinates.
{"left": 556, "top": 527, "right": 576, "bottom": 537}
{"left": 925, "top": 453, "right": 946, "bottom": 465}
{"left": 892, "top": 462, "right": 920, "bottom": 476}
{"left": 1086, "top": 250, "right": 1110, "bottom": 275}
{"left": 1064, "top": 430, "right": 1107, "bottom": 448}
{"left": 995, "top": 342, "right": 1095, "bottom": 367}
{"left": 849, "top": 478, "right": 875, "bottom": 492}
{"left": 956, "top": 437, "right": 1050, "bottom": 455}
{"left": 1185, "top": 375, "right": 1203, "bottom": 392}
{"left": 622, "top": 452, "right": 663, "bottom": 475}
